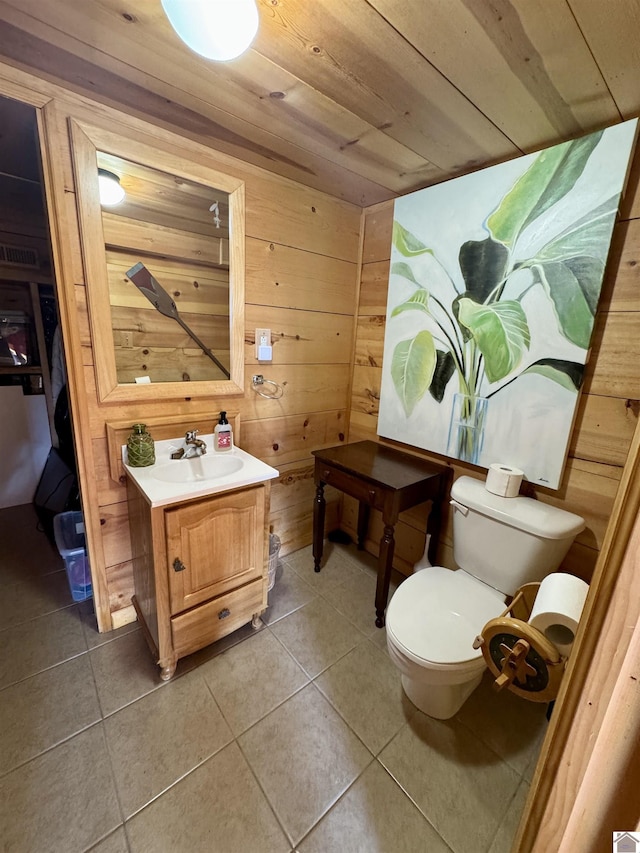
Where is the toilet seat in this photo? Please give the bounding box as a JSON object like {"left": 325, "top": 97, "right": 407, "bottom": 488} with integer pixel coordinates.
{"left": 386, "top": 566, "right": 505, "bottom": 667}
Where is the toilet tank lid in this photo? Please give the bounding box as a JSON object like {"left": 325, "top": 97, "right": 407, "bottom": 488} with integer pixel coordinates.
{"left": 450, "top": 476, "right": 585, "bottom": 540}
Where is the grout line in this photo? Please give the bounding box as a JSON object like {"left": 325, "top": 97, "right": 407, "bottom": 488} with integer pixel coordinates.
{"left": 0, "top": 645, "right": 89, "bottom": 694}
{"left": 0, "top": 716, "right": 103, "bottom": 782}
{"left": 234, "top": 734, "right": 296, "bottom": 848}
{"left": 0, "top": 526, "right": 533, "bottom": 851}
{"left": 0, "top": 598, "right": 80, "bottom": 635}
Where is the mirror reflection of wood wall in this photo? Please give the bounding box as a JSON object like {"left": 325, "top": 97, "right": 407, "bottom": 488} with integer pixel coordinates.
{"left": 97, "top": 152, "right": 231, "bottom": 384}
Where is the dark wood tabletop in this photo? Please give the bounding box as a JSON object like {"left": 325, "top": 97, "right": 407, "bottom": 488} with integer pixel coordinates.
{"left": 312, "top": 440, "right": 451, "bottom": 626}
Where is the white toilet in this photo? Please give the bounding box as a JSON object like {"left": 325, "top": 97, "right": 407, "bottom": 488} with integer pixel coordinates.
{"left": 386, "top": 475, "right": 585, "bottom": 719}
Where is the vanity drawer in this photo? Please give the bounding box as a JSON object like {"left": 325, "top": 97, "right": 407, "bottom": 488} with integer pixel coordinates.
{"left": 171, "top": 579, "right": 264, "bottom": 658}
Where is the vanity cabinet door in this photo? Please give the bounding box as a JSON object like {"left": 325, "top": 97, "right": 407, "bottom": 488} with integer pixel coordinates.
{"left": 165, "top": 485, "right": 265, "bottom": 615}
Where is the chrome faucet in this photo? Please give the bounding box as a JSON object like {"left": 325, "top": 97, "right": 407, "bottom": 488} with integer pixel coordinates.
{"left": 171, "top": 430, "right": 207, "bottom": 459}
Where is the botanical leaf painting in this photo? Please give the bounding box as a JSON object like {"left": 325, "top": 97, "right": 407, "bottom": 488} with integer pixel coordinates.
{"left": 377, "top": 120, "right": 638, "bottom": 488}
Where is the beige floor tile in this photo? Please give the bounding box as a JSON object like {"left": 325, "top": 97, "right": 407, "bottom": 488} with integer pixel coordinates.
{"left": 488, "top": 778, "right": 530, "bottom": 853}
{"left": 455, "top": 672, "right": 547, "bottom": 776}
{"left": 523, "top": 745, "right": 543, "bottom": 784}
{"left": 89, "top": 826, "right": 130, "bottom": 853}
{"left": 262, "top": 564, "right": 318, "bottom": 625}
{"left": 298, "top": 760, "right": 451, "bottom": 853}
{"left": 0, "top": 570, "right": 74, "bottom": 630}
{"left": 126, "top": 742, "right": 290, "bottom": 853}
{"left": 320, "top": 568, "right": 380, "bottom": 635}
{"left": 200, "top": 628, "right": 309, "bottom": 734}
{"left": 105, "top": 670, "right": 233, "bottom": 818}
{"left": 0, "top": 723, "right": 121, "bottom": 853}
{"left": 270, "top": 597, "right": 366, "bottom": 678}
{"left": 380, "top": 712, "right": 520, "bottom": 853}
{"left": 238, "top": 684, "right": 372, "bottom": 846}
{"left": 79, "top": 599, "right": 139, "bottom": 649}
{"left": 331, "top": 541, "right": 405, "bottom": 593}
{"left": 174, "top": 619, "right": 266, "bottom": 676}
{"left": 333, "top": 541, "right": 380, "bottom": 571}
{"left": 0, "top": 505, "right": 60, "bottom": 586}
{"left": 0, "top": 521, "right": 534, "bottom": 852}
{"left": 314, "top": 639, "right": 414, "bottom": 755}
{"left": 285, "top": 544, "right": 364, "bottom": 592}
{"left": 0, "top": 604, "right": 87, "bottom": 689}
{"left": 90, "top": 628, "right": 164, "bottom": 716}
{"left": 0, "top": 653, "right": 101, "bottom": 774}
{"left": 370, "top": 624, "right": 390, "bottom": 650}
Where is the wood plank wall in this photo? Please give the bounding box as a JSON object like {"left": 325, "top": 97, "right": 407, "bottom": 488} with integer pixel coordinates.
{"left": 349, "top": 157, "right": 640, "bottom": 581}
{"left": 21, "top": 83, "right": 360, "bottom": 629}
{"left": 5, "top": 57, "right": 639, "bottom": 632}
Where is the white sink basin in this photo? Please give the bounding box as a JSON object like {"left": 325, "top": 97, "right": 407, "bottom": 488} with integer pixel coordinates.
{"left": 152, "top": 454, "right": 244, "bottom": 484}
{"left": 124, "top": 437, "right": 279, "bottom": 507}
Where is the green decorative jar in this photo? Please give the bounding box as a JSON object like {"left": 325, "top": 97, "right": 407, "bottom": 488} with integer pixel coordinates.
{"left": 127, "top": 423, "right": 155, "bottom": 467}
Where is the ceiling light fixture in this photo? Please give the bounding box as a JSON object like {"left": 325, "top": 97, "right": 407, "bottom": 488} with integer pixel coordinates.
{"left": 161, "top": 0, "right": 259, "bottom": 62}
{"left": 97, "top": 169, "right": 125, "bottom": 206}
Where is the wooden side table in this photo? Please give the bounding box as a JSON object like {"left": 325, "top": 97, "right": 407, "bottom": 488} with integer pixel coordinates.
{"left": 312, "top": 440, "right": 451, "bottom": 627}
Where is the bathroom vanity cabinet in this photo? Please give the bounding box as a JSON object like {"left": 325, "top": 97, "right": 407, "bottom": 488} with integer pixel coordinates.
{"left": 127, "top": 478, "right": 271, "bottom": 680}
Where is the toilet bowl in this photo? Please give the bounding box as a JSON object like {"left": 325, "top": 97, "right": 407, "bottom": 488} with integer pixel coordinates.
{"left": 385, "top": 475, "right": 585, "bottom": 719}
{"left": 386, "top": 566, "right": 505, "bottom": 719}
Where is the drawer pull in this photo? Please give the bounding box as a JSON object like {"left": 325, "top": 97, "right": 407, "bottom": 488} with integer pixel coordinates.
{"left": 218, "top": 608, "right": 231, "bottom": 620}
{"left": 173, "top": 558, "right": 186, "bottom": 572}
{"left": 323, "top": 469, "right": 331, "bottom": 481}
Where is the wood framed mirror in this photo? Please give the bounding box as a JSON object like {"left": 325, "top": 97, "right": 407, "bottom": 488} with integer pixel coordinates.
{"left": 69, "top": 118, "right": 245, "bottom": 402}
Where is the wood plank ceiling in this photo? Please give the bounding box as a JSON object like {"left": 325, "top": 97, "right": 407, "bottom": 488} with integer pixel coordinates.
{"left": 0, "top": 0, "right": 637, "bottom": 206}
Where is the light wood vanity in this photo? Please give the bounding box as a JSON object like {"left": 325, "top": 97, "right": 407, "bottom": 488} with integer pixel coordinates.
{"left": 123, "top": 433, "right": 277, "bottom": 680}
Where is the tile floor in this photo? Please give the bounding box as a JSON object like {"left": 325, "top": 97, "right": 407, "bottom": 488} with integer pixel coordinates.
{"left": 0, "top": 503, "right": 547, "bottom": 853}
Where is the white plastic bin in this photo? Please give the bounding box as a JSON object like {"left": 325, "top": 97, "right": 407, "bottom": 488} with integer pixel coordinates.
{"left": 53, "top": 510, "right": 93, "bottom": 602}
{"left": 267, "top": 533, "right": 281, "bottom": 592}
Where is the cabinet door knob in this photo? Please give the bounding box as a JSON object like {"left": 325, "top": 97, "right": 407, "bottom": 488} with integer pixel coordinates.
{"left": 173, "top": 558, "right": 186, "bottom": 572}
{"left": 218, "top": 608, "right": 231, "bottom": 620}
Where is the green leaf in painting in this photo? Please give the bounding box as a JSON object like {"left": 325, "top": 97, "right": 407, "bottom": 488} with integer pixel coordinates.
{"left": 451, "top": 294, "right": 473, "bottom": 343}
{"left": 390, "top": 330, "right": 437, "bottom": 416}
{"left": 391, "top": 289, "right": 430, "bottom": 317}
{"left": 530, "top": 259, "right": 599, "bottom": 349}
{"left": 390, "top": 261, "right": 423, "bottom": 287}
{"left": 531, "top": 196, "right": 618, "bottom": 269}
{"left": 521, "top": 358, "right": 584, "bottom": 392}
{"left": 429, "top": 349, "right": 456, "bottom": 402}
{"left": 392, "top": 221, "right": 435, "bottom": 257}
{"left": 486, "top": 131, "right": 603, "bottom": 247}
{"left": 457, "top": 298, "right": 531, "bottom": 383}
{"left": 458, "top": 237, "right": 510, "bottom": 303}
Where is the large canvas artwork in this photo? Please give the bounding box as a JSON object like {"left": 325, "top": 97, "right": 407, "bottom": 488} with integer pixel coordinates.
{"left": 378, "top": 120, "right": 638, "bottom": 489}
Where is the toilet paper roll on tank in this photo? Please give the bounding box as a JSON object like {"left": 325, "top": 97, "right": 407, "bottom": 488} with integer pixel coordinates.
{"left": 485, "top": 463, "right": 524, "bottom": 498}
{"left": 528, "top": 572, "right": 589, "bottom": 658}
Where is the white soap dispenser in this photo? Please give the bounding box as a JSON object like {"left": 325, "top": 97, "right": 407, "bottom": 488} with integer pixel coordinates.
{"left": 214, "top": 411, "right": 233, "bottom": 452}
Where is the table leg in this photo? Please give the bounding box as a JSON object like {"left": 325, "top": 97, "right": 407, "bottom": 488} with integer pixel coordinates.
{"left": 357, "top": 501, "right": 370, "bottom": 550}
{"left": 375, "top": 523, "right": 395, "bottom": 628}
{"left": 313, "top": 481, "right": 326, "bottom": 572}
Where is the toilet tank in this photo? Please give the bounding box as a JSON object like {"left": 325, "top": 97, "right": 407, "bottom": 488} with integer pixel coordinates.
{"left": 450, "top": 476, "right": 585, "bottom": 596}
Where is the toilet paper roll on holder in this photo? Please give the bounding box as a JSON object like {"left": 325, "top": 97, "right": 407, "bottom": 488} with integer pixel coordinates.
{"left": 473, "top": 583, "right": 566, "bottom": 704}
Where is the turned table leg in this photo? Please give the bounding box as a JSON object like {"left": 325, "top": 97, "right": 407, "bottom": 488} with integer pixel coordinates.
{"left": 313, "top": 480, "right": 326, "bottom": 572}
{"left": 375, "top": 523, "right": 396, "bottom": 628}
